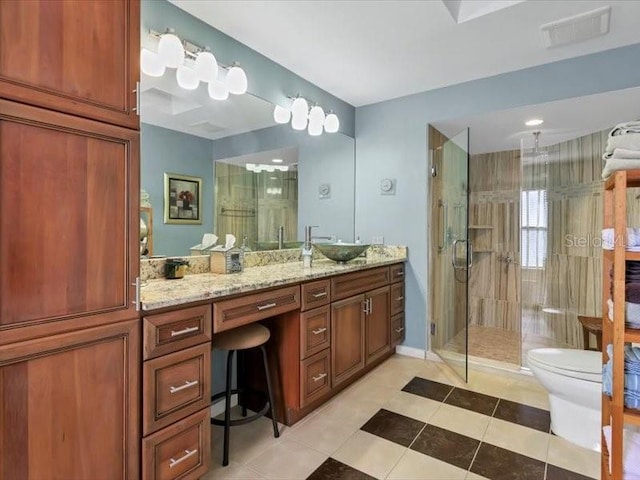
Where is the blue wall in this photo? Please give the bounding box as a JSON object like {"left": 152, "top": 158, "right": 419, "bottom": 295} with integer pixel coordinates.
{"left": 141, "top": 124, "right": 214, "bottom": 256}
{"left": 141, "top": 0, "right": 355, "bottom": 137}
{"left": 355, "top": 43, "right": 640, "bottom": 351}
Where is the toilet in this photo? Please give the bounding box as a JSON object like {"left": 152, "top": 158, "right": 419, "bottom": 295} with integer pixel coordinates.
{"left": 527, "top": 348, "right": 602, "bottom": 452}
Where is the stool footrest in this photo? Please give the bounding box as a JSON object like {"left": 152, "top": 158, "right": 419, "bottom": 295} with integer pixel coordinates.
{"left": 210, "top": 389, "right": 270, "bottom": 427}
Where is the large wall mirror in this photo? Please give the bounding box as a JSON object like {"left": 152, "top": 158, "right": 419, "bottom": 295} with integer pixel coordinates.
{"left": 140, "top": 70, "right": 355, "bottom": 256}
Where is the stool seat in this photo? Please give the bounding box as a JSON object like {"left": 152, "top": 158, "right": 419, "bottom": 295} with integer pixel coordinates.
{"left": 212, "top": 323, "right": 270, "bottom": 351}
{"left": 577, "top": 315, "right": 602, "bottom": 351}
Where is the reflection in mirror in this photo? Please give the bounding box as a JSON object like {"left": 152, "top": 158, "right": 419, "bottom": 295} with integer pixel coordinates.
{"left": 140, "top": 72, "right": 355, "bottom": 256}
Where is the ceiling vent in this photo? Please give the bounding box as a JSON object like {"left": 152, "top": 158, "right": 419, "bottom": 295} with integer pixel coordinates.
{"left": 540, "top": 5, "right": 611, "bottom": 49}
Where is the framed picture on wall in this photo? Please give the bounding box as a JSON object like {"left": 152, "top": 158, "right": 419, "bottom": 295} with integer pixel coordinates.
{"left": 163, "top": 172, "right": 203, "bottom": 225}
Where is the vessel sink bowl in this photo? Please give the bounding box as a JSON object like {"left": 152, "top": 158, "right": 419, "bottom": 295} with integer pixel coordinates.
{"left": 313, "top": 242, "right": 370, "bottom": 263}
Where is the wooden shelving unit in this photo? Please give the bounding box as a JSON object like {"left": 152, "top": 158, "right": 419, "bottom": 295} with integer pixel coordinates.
{"left": 602, "top": 170, "right": 640, "bottom": 479}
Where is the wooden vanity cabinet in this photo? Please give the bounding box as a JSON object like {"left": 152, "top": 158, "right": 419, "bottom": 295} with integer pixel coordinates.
{"left": 365, "top": 286, "right": 391, "bottom": 365}
{"left": 331, "top": 295, "right": 366, "bottom": 388}
{"left": 0, "top": 1, "right": 141, "bottom": 477}
{"left": 142, "top": 306, "right": 213, "bottom": 480}
{"left": 390, "top": 264, "right": 406, "bottom": 347}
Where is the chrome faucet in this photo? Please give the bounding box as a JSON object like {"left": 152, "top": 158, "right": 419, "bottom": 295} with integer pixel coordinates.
{"left": 278, "top": 225, "right": 284, "bottom": 250}
{"left": 304, "top": 225, "right": 318, "bottom": 250}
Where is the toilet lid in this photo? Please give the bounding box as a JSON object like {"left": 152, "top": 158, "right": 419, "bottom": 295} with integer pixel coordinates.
{"left": 528, "top": 348, "right": 602, "bottom": 374}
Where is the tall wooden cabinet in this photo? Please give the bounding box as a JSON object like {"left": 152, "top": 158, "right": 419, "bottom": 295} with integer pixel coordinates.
{"left": 0, "top": 1, "right": 141, "bottom": 478}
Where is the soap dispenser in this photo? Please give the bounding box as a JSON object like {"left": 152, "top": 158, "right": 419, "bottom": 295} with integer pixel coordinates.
{"left": 303, "top": 225, "right": 317, "bottom": 268}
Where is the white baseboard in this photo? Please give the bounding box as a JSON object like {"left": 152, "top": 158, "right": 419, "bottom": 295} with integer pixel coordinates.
{"left": 425, "top": 350, "right": 443, "bottom": 362}
{"left": 395, "top": 345, "right": 426, "bottom": 359}
{"left": 210, "top": 394, "right": 238, "bottom": 419}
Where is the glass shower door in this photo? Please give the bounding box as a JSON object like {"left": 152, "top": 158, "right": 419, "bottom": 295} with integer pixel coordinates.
{"left": 432, "top": 128, "right": 470, "bottom": 381}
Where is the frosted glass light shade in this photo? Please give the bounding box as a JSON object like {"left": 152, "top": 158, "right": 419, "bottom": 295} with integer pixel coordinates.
{"left": 226, "top": 66, "right": 247, "bottom": 94}
{"left": 140, "top": 48, "right": 165, "bottom": 77}
{"left": 291, "top": 111, "right": 308, "bottom": 130}
{"left": 308, "top": 106, "right": 325, "bottom": 136}
{"left": 194, "top": 51, "right": 218, "bottom": 83}
{"left": 324, "top": 113, "right": 339, "bottom": 133}
{"left": 158, "top": 32, "right": 184, "bottom": 68}
{"left": 291, "top": 97, "right": 308, "bottom": 118}
{"left": 176, "top": 64, "right": 199, "bottom": 90}
{"left": 273, "top": 105, "right": 291, "bottom": 124}
{"left": 208, "top": 80, "right": 229, "bottom": 100}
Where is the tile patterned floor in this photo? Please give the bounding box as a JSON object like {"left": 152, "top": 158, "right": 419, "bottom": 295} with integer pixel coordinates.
{"left": 203, "top": 355, "right": 600, "bottom": 480}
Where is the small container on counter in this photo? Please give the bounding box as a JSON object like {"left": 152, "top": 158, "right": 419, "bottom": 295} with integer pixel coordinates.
{"left": 164, "top": 258, "right": 189, "bottom": 279}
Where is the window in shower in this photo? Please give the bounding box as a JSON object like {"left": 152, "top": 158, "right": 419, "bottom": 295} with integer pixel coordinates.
{"left": 521, "top": 189, "right": 547, "bottom": 268}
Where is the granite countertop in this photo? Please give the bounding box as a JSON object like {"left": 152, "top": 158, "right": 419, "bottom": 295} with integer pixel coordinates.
{"left": 141, "top": 255, "right": 406, "bottom": 311}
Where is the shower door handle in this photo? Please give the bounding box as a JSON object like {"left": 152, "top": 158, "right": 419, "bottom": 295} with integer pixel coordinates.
{"left": 451, "top": 239, "right": 470, "bottom": 270}
{"left": 437, "top": 200, "right": 447, "bottom": 252}
{"left": 468, "top": 241, "right": 473, "bottom": 269}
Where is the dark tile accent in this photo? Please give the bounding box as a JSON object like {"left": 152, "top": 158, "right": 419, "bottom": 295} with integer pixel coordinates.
{"left": 444, "top": 388, "right": 499, "bottom": 416}
{"left": 401, "top": 377, "right": 454, "bottom": 402}
{"left": 545, "top": 464, "right": 595, "bottom": 480}
{"left": 410, "top": 424, "right": 480, "bottom": 470}
{"left": 307, "top": 458, "right": 376, "bottom": 480}
{"left": 493, "top": 399, "right": 551, "bottom": 433}
{"left": 470, "top": 443, "right": 545, "bottom": 480}
{"left": 360, "top": 408, "right": 426, "bottom": 447}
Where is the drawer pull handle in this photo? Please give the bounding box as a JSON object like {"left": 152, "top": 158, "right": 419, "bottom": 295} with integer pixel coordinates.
{"left": 169, "top": 448, "right": 198, "bottom": 468}
{"left": 396, "top": 296, "right": 404, "bottom": 301}
{"left": 396, "top": 271, "right": 404, "bottom": 277}
{"left": 170, "top": 326, "right": 199, "bottom": 337}
{"left": 312, "top": 373, "right": 327, "bottom": 382}
{"left": 257, "top": 302, "right": 277, "bottom": 311}
{"left": 395, "top": 327, "right": 405, "bottom": 333}
{"left": 312, "top": 327, "right": 327, "bottom": 335}
{"left": 312, "top": 291, "right": 328, "bottom": 298}
{"left": 169, "top": 380, "right": 199, "bottom": 394}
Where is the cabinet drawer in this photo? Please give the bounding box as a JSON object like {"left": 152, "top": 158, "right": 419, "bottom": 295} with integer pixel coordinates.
{"left": 143, "top": 344, "right": 211, "bottom": 436}
{"left": 390, "top": 283, "right": 405, "bottom": 317}
{"left": 331, "top": 267, "right": 390, "bottom": 301}
{"left": 300, "top": 306, "right": 331, "bottom": 359}
{"left": 142, "top": 408, "right": 210, "bottom": 480}
{"left": 143, "top": 305, "right": 212, "bottom": 360}
{"left": 301, "top": 279, "right": 331, "bottom": 311}
{"left": 390, "top": 264, "right": 405, "bottom": 283}
{"left": 300, "top": 349, "right": 331, "bottom": 408}
{"left": 391, "top": 313, "right": 405, "bottom": 347}
{"left": 213, "top": 285, "right": 300, "bottom": 333}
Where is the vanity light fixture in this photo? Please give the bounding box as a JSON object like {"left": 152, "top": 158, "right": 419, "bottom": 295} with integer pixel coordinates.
{"left": 245, "top": 163, "right": 290, "bottom": 173}
{"left": 141, "top": 28, "right": 247, "bottom": 99}
{"left": 272, "top": 96, "right": 340, "bottom": 135}
{"left": 525, "top": 118, "right": 544, "bottom": 126}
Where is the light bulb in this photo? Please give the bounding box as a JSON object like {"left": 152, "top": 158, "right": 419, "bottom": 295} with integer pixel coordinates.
{"left": 226, "top": 66, "right": 247, "bottom": 94}
{"left": 194, "top": 51, "right": 218, "bottom": 83}
{"left": 324, "top": 113, "right": 339, "bottom": 133}
{"left": 291, "top": 110, "right": 308, "bottom": 130}
{"left": 176, "top": 64, "right": 199, "bottom": 90}
{"left": 208, "top": 80, "right": 229, "bottom": 100}
{"left": 140, "top": 48, "right": 165, "bottom": 77}
{"left": 157, "top": 31, "right": 184, "bottom": 68}
{"left": 273, "top": 105, "right": 291, "bottom": 124}
{"left": 291, "top": 97, "right": 308, "bottom": 118}
{"left": 308, "top": 105, "right": 325, "bottom": 136}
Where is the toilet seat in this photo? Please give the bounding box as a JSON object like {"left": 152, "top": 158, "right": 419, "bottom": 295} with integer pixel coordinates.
{"left": 528, "top": 348, "right": 602, "bottom": 383}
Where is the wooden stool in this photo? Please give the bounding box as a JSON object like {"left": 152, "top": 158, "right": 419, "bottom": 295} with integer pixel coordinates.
{"left": 577, "top": 315, "right": 602, "bottom": 351}
{"left": 211, "top": 323, "right": 279, "bottom": 466}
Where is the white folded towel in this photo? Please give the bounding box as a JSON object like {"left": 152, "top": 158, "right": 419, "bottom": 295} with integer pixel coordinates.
{"left": 610, "top": 121, "right": 640, "bottom": 137}
{"left": 602, "top": 228, "right": 639, "bottom": 248}
{"left": 602, "top": 158, "right": 640, "bottom": 179}
{"left": 613, "top": 148, "right": 640, "bottom": 160}
{"left": 604, "top": 133, "right": 640, "bottom": 157}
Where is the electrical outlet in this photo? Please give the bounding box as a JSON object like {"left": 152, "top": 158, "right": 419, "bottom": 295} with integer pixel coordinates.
{"left": 372, "top": 236, "right": 384, "bottom": 245}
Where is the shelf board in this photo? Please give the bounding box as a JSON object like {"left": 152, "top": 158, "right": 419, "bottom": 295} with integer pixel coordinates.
{"left": 468, "top": 225, "right": 494, "bottom": 229}
{"left": 604, "top": 170, "right": 640, "bottom": 190}
{"left": 626, "top": 327, "right": 640, "bottom": 343}
{"left": 602, "top": 249, "right": 640, "bottom": 261}
{"left": 473, "top": 249, "right": 493, "bottom": 254}
{"left": 625, "top": 408, "right": 640, "bottom": 426}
